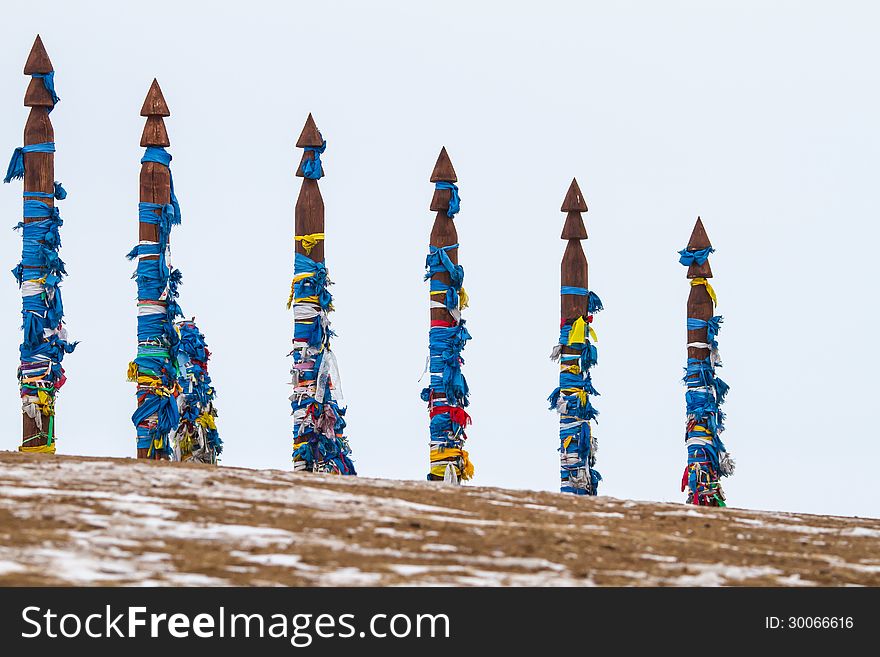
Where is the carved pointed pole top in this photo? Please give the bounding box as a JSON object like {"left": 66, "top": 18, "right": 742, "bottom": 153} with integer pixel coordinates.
{"left": 561, "top": 177, "right": 588, "bottom": 212}
{"left": 429, "top": 147, "right": 459, "bottom": 213}
{"left": 24, "top": 35, "right": 53, "bottom": 74}
{"left": 24, "top": 35, "right": 56, "bottom": 108}
{"left": 295, "top": 113, "right": 324, "bottom": 178}
{"left": 686, "top": 216, "right": 713, "bottom": 279}
{"left": 296, "top": 113, "right": 323, "bottom": 148}
{"left": 687, "top": 216, "right": 712, "bottom": 250}
{"left": 430, "top": 147, "right": 457, "bottom": 183}
{"left": 140, "top": 79, "right": 170, "bottom": 147}
{"left": 560, "top": 177, "right": 588, "bottom": 240}
{"left": 141, "top": 79, "right": 170, "bottom": 117}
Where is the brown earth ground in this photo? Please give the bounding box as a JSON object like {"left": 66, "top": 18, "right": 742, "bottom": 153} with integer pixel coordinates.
{"left": 0, "top": 451, "right": 877, "bottom": 586}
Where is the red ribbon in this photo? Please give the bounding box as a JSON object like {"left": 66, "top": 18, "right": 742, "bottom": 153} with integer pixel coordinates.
{"left": 430, "top": 405, "right": 471, "bottom": 427}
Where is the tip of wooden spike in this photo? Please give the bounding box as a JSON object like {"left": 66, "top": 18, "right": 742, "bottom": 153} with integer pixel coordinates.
{"left": 140, "top": 79, "right": 170, "bottom": 117}
{"left": 561, "top": 177, "right": 588, "bottom": 212}
{"left": 296, "top": 113, "right": 323, "bottom": 148}
{"left": 23, "top": 35, "right": 53, "bottom": 75}
{"left": 430, "top": 147, "right": 457, "bottom": 183}
{"left": 687, "top": 216, "right": 712, "bottom": 250}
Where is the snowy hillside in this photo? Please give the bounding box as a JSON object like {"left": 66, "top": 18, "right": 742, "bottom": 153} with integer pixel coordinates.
{"left": 0, "top": 451, "right": 877, "bottom": 586}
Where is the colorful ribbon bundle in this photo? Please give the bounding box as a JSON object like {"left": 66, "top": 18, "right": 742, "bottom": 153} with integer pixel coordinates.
{"left": 679, "top": 247, "right": 734, "bottom": 506}
{"left": 172, "top": 319, "right": 221, "bottom": 463}
{"left": 126, "top": 147, "right": 184, "bottom": 458}
{"left": 549, "top": 289, "right": 602, "bottom": 494}
{"left": 288, "top": 142, "right": 355, "bottom": 475}
{"left": 422, "top": 183, "right": 473, "bottom": 483}
{"left": 5, "top": 158, "right": 76, "bottom": 453}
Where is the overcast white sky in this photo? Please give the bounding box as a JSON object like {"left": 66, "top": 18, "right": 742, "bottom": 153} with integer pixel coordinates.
{"left": 1, "top": 1, "right": 877, "bottom": 518}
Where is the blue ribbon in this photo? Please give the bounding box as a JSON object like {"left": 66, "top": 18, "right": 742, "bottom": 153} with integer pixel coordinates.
{"left": 31, "top": 72, "right": 60, "bottom": 111}
{"left": 301, "top": 140, "right": 326, "bottom": 179}
{"left": 425, "top": 244, "right": 464, "bottom": 288}
{"left": 4, "top": 142, "right": 56, "bottom": 183}
{"left": 422, "top": 321, "right": 472, "bottom": 407}
{"left": 435, "top": 181, "right": 460, "bottom": 217}
{"left": 678, "top": 246, "right": 715, "bottom": 266}
{"left": 687, "top": 315, "right": 723, "bottom": 348}
{"left": 26, "top": 181, "right": 67, "bottom": 200}
{"left": 141, "top": 147, "right": 182, "bottom": 225}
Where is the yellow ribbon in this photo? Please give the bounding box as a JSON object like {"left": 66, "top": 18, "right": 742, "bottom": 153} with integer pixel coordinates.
{"left": 568, "top": 316, "right": 587, "bottom": 345}
{"left": 177, "top": 432, "right": 195, "bottom": 455}
{"left": 287, "top": 272, "right": 316, "bottom": 308}
{"left": 295, "top": 233, "right": 325, "bottom": 255}
{"left": 459, "top": 450, "right": 474, "bottom": 480}
{"left": 33, "top": 389, "right": 54, "bottom": 416}
{"left": 147, "top": 437, "right": 166, "bottom": 458}
{"left": 126, "top": 361, "right": 138, "bottom": 382}
{"left": 567, "top": 316, "right": 598, "bottom": 344}
{"left": 690, "top": 277, "right": 717, "bottom": 305}
{"left": 19, "top": 443, "right": 56, "bottom": 454}
{"left": 132, "top": 374, "right": 179, "bottom": 397}
{"left": 429, "top": 447, "right": 474, "bottom": 481}
{"left": 196, "top": 413, "right": 217, "bottom": 431}
{"left": 561, "top": 387, "right": 588, "bottom": 406}
{"left": 429, "top": 287, "right": 469, "bottom": 311}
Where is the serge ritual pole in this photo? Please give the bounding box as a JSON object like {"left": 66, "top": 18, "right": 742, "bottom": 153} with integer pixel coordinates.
{"left": 549, "top": 178, "right": 602, "bottom": 494}
{"left": 4, "top": 35, "right": 76, "bottom": 454}
{"left": 422, "top": 147, "right": 473, "bottom": 483}
{"left": 127, "top": 79, "right": 184, "bottom": 459}
{"left": 679, "top": 217, "right": 734, "bottom": 505}
{"left": 288, "top": 114, "right": 355, "bottom": 475}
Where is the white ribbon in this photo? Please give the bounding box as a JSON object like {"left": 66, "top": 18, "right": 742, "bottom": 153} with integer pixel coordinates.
{"left": 315, "top": 348, "right": 344, "bottom": 406}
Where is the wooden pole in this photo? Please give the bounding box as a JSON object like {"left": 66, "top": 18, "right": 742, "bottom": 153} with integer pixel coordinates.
{"left": 15, "top": 36, "right": 74, "bottom": 453}
{"left": 423, "top": 147, "right": 473, "bottom": 483}
{"left": 552, "top": 178, "right": 601, "bottom": 494}
{"left": 289, "top": 114, "right": 355, "bottom": 475}
{"left": 132, "top": 79, "right": 175, "bottom": 460}
{"left": 681, "top": 217, "right": 733, "bottom": 505}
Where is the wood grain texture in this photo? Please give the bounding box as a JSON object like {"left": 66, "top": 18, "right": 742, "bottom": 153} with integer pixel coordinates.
{"left": 140, "top": 79, "right": 170, "bottom": 117}
{"left": 140, "top": 116, "right": 170, "bottom": 148}
{"left": 23, "top": 35, "right": 53, "bottom": 74}
{"left": 560, "top": 177, "right": 588, "bottom": 212}
{"left": 430, "top": 147, "right": 457, "bottom": 182}
{"left": 295, "top": 179, "right": 325, "bottom": 262}
{"left": 296, "top": 113, "right": 323, "bottom": 148}
{"left": 24, "top": 78, "right": 53, "bottom": 107}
